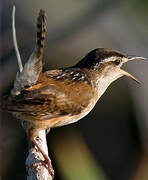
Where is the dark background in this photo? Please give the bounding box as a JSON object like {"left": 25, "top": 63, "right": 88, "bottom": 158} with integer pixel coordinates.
{"left": 1, "top": 0, "right": 148, "bottom": 180}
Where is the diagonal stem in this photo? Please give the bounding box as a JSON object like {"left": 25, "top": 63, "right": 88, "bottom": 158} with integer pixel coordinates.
{"left": 12, "top": 5, "right": 23, "bottom": 73}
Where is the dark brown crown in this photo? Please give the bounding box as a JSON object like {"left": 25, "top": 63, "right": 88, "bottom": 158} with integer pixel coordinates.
{"left": 74, "top": 48, "right": 127, "bottom": 70}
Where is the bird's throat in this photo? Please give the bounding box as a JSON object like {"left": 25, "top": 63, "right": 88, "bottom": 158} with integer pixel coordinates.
{"left": 85, "top": 68, "right": 123, "bottom": 100}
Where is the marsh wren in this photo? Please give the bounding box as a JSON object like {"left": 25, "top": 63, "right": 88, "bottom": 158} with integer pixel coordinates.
{"left": 0, "top": 9, "right": 145, "bottom": 177}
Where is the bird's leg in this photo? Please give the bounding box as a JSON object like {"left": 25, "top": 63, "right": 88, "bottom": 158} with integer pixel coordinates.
{"left": 29, "top": 130, "right": 54, "bottom": 178}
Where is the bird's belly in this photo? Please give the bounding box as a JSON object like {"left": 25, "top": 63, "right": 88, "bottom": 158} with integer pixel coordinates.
{"left": 52, "top": 98, "right": 97, "bottom": 128}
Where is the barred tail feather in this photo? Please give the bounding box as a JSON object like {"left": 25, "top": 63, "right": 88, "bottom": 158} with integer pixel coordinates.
{"left": 36, "top": 9, "right": 46, "bottom": 60}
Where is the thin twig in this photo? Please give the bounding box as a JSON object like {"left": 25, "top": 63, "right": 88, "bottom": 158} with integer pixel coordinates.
{"left": 26, "top": 130, "right": 52, "bottom": 180}
{"left": 12, "top": 5, "right": 23, "bottom": 73}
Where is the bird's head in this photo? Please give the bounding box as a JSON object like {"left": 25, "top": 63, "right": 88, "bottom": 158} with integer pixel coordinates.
{"left": 75, "top": 48, "right": 145, "bottom": 97}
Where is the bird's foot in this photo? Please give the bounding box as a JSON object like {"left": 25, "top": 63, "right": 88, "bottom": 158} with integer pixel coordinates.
{"left": 31, "top": 135, "right": 55, "bottom": 178}
{"left": 43, "top": 158, "right": 54, "bottom": 178}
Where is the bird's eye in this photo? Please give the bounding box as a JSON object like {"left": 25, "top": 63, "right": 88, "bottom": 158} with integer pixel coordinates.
{"left": 114, "top": 59, "right": 121, "bottom": 65}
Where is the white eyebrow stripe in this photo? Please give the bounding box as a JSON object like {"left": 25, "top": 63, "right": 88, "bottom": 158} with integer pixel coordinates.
{"left": 100, "top": 56, "right": 118, "bottom": 63}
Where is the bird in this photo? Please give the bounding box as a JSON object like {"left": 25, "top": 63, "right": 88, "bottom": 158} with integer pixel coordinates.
{"left": 0, "top": 9, "right": 145, "bottom": 178}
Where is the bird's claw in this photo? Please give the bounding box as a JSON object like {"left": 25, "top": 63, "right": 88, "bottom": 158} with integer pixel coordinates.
{"left": 43, "top": 160, "right": 54, "bottom": 178}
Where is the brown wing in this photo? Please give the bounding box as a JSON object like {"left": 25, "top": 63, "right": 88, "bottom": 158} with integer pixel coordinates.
{"left": 1, "top": 75, "right": 94, "bottom": 120}
{"left": 1, "top": 67, "right": 95, "bottom": 122}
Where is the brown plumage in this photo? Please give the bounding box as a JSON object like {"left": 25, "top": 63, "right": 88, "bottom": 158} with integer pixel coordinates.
{"left": 1, "top": 68, "right": 96, "bottom": 129}
{"left": 1, "top": 46, "right": 143, "bottom": 133}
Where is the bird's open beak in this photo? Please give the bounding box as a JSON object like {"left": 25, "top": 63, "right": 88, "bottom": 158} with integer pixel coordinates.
{"left": 120, "top": 56, "right": 146, "bottom": 84}
{"left": 120, "top": 69, "right": 140, "bottom": 84}
{"left": 128, "top": 56, "right": 146, "bottom": 61}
